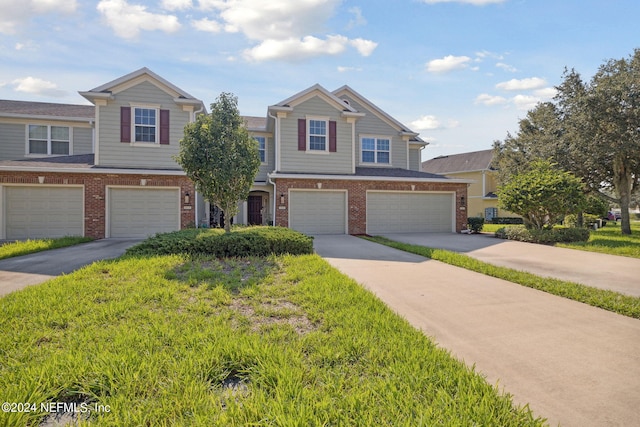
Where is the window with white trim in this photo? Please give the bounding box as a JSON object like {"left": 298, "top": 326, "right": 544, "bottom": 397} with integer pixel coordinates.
{"left": 308, "top": 119, "right": 327, "bottom": 151}
{"left": 361, "top": 137, "right": 390, "bottom": 164}
{"left": 254, "top": 136, "right": 266, "bottom": 162}
{"left": 28, "top": 125, "right": 70, "bottom": 155}
{"left": 134, "top": 107, "right": 157, "bottom": 143}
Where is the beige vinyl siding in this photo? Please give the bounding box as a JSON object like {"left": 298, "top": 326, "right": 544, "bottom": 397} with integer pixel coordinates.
{"left": 97, "top": 81, "right": 190, "bottom": 169}
{"left": 73, "top": 127, "right": 93, "bottom": 155}
{"left": 0, "top": 123, "right": 26, "bottom": 160}
{"left": 409, "top": 148, "right": 421, "bottom": 171}
{"left": 339, "top": 95, "right": 408, "bottom": 169}
{"left": 280, "top": 97, "right": 352, "bottom": 174}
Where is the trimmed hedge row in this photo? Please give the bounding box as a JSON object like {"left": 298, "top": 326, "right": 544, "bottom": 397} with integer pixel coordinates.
{"left": 126, "top": 226, "right": 314, "bottom": 257}
{"left": 495, "top": 226, "right": 590, "bottom": 244}
{"left": 490, "top": 217, "right": 524, "bottom": 225}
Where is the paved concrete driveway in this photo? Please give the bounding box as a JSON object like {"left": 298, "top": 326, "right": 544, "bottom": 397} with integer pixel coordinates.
{"left": 0, "top": 239, "right": 140, "bottom": 296}
{"left": 381, "top": 232, "right": 640, "bottom": 297}
{"left": 314, "top": 235, "right": 640, "bottom": 427}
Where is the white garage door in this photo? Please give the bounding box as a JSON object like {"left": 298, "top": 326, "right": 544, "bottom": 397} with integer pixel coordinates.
{"left": 289, "top": 190, "right": 346, "bottom": 235}
{"left": 108, "top": 188, "right": 180, "bottom": 238}
{"left": 367, "top": 191, "right": 453, "bottom": 234}
{"left": 4, "top": 186, "right": 84, "bottom": 239}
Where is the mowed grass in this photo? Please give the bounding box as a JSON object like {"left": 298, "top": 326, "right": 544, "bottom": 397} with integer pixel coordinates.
{"left": 365, "top": 236, "right": 640, "bottom": 319}
{"left": 0, "top": 253, "right": 545, "bottom": 426}
{"left": 558, "top": 220, "right": 640, "bottom": 258}
{"left": 0, "top": 236, "right": 93, "bottom": 260}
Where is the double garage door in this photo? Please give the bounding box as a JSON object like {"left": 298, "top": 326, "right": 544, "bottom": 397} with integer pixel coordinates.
{"left": 2, "top": 186, "right": 180, "bottom": 239}
{"left": 287, "top": 190, "right": 454, "bottom": 235}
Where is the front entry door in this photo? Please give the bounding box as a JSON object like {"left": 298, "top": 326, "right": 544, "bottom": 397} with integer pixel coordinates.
{"left": 248, "top": 195, "right": 263, "bottom": 225}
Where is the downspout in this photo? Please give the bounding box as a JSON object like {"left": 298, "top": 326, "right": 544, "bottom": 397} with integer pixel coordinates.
{"left": 268, "top": 111, "right": 279, "bottom": 226}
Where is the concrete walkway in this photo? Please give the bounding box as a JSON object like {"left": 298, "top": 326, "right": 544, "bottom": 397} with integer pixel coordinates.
{"left": 0, "top": 239, "right": 140, "bottom": 296}
{"left": 314, "top": 235, "right": 640, "bottom": 427}
{"left": 382, "top": 232, "right": 640, "bottom": 297}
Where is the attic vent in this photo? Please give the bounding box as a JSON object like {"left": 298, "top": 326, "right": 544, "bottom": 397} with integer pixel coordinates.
{"left": 342, "top": 98, "right": 350, "bottom": 105}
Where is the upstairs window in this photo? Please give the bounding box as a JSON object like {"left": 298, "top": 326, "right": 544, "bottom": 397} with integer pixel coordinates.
{"left": 361, "top": 137, "right": 390, "bottom": 164}
{"left": 254, "top": 136, "right": 266, "bottom": 162}
{"left": 308, "top": 119, "right": 327, "bottom": 151}
{"left": 134, "top": 108, "right": 156, "bottom": 142}
{"left": 120, "top": 106, "right": 170, "bottom": 145}
{"left": 28, "top": 125, "right": 70, "bottom": 155}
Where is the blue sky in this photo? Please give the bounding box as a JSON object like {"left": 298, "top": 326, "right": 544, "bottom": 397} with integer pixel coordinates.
{"left": 1, "top": 0, "right": 638, "bottom": 160}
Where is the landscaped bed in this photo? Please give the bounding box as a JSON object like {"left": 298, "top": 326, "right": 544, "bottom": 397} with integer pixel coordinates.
{"left": 0, "top": 229, "right": 545, "bottom": 426}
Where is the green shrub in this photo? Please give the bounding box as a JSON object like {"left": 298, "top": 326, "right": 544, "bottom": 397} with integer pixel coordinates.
{"left": 564, "top": 213, "right": 601, "bottom": 228}
{"left": 491, "top": 217, "right": 524, "bottom": 225}
{"left": 467, "top": 217, "right": 485, "bottom": 233}
{"left": 126, "top": 226, "right": 314, "bottom": 257}
{"left": 495, "top": 226, "right": 590, "bottom": 244}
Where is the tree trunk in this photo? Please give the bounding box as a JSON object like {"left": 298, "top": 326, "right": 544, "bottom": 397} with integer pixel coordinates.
{"left": 613, "top": 155, "right": 633, "bottom": 235}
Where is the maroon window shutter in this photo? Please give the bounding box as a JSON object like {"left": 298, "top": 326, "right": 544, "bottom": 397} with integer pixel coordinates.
{"left": 329, "top": 120, "right": 337, "bottom": 152}
{"left": 120, "top": 107, "right": 131, "bottom": 143}
{"left": 298, "top": 119, "right": 306, "bottom": 151}
{"left": 159, "top": 109, "right": 170, "bottom": 145}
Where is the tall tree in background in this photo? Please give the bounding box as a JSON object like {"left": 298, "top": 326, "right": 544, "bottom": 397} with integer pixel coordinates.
{"left": 177, "top": 93, "right": 261, "bottom": 233}
{"left": 494, "top": 49, "right": 640, "bottom": 234}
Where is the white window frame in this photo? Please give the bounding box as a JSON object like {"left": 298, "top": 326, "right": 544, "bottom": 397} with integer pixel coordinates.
{"left": 25, "top": 124, "right": 72, "bottom": 156}
{"left": 132, "top": 105, "right": 159, "bottom": 145}
{"left": 254, "top": 136, "right": 267, "bottom": 163}
{"left": 360, "top": 135, "right": 391, "bottom": 165}
{"left": 307, "top": 116, "right": 329, "bottom": 153}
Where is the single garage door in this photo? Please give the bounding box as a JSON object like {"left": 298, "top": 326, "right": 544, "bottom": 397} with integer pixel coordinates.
{"left": 108, "top": 188, "right": 180, "bottom": 238}
{"left": 367, "top": 191, "right": 453, "bottom": 234}
{"left": 4, "top": 186, "right": 84, "bottom": 239}
{"left": 289, "top": 190, "right": 346, "bottom": 234}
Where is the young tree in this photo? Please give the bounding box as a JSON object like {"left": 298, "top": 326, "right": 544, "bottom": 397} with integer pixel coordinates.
{"left": 176, "top": 93, "right": 261, "bottom": 233}
{"left": 497, "top": 160, "right": 586, "bottom": 230}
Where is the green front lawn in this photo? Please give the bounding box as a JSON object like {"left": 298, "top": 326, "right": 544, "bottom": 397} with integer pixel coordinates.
{"left": 0, "top": 236, "right": 93, "bottom": 260}
{"left": 558, "top": 220, "right": 640, "bottom": 258}
{"left": 0, "top": 253, "right": 544, "bottom": 426}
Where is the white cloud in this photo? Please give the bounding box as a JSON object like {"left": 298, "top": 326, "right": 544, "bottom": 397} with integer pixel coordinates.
{"left": 422, "top": 0, "right": 506, "bottom": 5}
{"left": 161, "top": 0, "right": 192, "bottom": 11}
{"left": 411, "top": 115, "right": 442, "bottom": 130}
{"left": 0, "top": 0, "right": 77, "bottom": 34}
{"left": 534, "top": 87, "right": 557, "bottom": 99}
{"left": 426, "top": 55, "right": 471, "bottom": 73}
{"left": 513, "top": 94, "right": 540, "bottom": 110}
{"left": 475, "top": 93, "right": 508, "bottom": 106}
{"left": 191, "top": 17, "right": 221, "bottom": 33}
{"left": 337, "top": 66, "right": 363, "bottom": 73}
{"left": 496, "top": 62, "right": 517, "bottom": 72}
{"left": 496, "top": 77, "right": 547, "bottom": 91}
{"left": 97, "top": 0, "right": 181, "bottom": 39}
{"left": 12, "top": 76, "right": 66, "bottom": 97}
{"left": 193, "top": 0, "right": 376, "bottom": 61}
{"left": 347, "top": 7, "right": 367, "bottom": 29}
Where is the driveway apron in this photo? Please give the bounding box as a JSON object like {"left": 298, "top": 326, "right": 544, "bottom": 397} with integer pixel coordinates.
{"left": 0, "top": 239, "right": 140, "bottom": 296}
{"left": 313, "top": 235, "right": 640, "bottom": 427}
{"left": 382, "top": 232, "right": 640, "bottom": 297}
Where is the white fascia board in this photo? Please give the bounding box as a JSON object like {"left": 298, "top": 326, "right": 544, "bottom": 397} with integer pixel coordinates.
{"left": 0, "top": 166, "right": 186, "bottom": 175}
{"left": 268, "top": 172, "right": 474, "bottom": 184}
{"left": 0, "top": 113, "right": 93, "bottom": 123}
{"left": 78, "top": 91, "right": 114, "bottom": 104}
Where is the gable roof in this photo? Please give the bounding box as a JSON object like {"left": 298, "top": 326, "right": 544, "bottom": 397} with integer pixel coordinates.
{"left": 0, "top": 99, "right": 94, "bottom": 122}
{"left": 421, "top": 149, "right": 495, "bottom": 174}
{"left": 79, "top": 67, "right": 204, "bottom": 110}
{"left": 269, "top": 83, "right": 360, "bottom": 115}
{"left": 332, "top": 85, "right": 425, "bottom": 144}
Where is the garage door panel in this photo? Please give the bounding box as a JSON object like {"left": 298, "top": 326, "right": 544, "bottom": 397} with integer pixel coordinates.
{"left": 109, "top": 188, "right": 179, "bottom": 238}
{"left": 367, "top": 192, "right": 453, "bottom": 234}
{"left": 5, "top": 186, "right": 84, "bottom": 239}
{"left": 289, "top": 191, "right": 346, "bottom": 235}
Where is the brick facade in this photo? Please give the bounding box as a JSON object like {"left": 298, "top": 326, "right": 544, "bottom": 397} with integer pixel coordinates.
{"left": 0, "top": 171, "right": 195, "bottom": 239}
{"left": 273, "top": 178, "right": 468, "bottom": 234}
